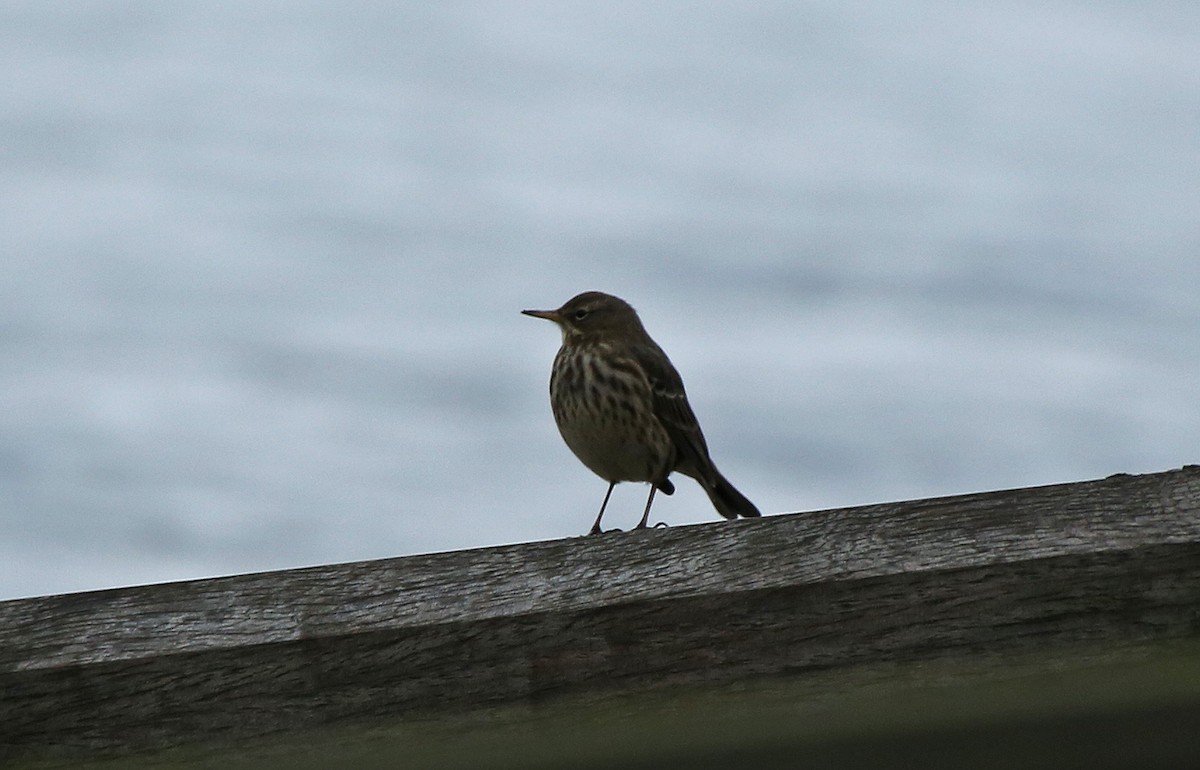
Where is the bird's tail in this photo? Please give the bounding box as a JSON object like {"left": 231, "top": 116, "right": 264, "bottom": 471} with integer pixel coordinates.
{"left": 701, "top": 470, "right": 761, "bottom": 520}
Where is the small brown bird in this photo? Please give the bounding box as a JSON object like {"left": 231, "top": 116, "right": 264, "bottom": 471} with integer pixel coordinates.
{"left": 523, "top": 291, "right": 761, "bottom": 534}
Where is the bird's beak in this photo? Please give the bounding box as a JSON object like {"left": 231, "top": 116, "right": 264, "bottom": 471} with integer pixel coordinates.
{"left": 521, "top": 308, "right": 562, "bottom": 323}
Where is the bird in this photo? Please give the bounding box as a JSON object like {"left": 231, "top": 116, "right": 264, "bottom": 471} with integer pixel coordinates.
{"left": 522, "top": 291, "right": 761, "bottom": 534}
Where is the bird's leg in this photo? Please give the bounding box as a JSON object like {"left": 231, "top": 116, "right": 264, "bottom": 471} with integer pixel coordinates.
{"left": 589, "top": 482, "right": 617, "bottom": 535}
{"left": 634, "top": 484, "right": 660, "bottom": 530}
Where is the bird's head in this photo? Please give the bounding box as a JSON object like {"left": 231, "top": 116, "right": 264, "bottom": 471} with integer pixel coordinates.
{"left": 522, "top": 291, "right": 645, "bottom": 344}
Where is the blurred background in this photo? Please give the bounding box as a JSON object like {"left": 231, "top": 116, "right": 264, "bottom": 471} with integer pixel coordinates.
{"left": 2, "top": 1, "right": 1197, "bottom": 599}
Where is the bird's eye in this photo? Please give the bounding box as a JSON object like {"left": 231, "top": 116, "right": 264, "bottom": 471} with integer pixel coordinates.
{"left": 573, "top": 308, "right": 590, "bottom": 321}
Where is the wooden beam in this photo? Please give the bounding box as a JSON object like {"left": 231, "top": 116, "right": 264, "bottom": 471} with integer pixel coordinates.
{"left": 2, "top": 466, "right": 1199, "bottom": 764}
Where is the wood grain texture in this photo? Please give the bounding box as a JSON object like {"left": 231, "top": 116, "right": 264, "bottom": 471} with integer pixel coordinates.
{"left": 2, "top": 466, "right": 1199, "bottom": 762}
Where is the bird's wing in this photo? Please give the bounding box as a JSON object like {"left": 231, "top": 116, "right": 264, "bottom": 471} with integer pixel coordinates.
{"left": 627, "top": 341, "right": 713, "bottom": 474}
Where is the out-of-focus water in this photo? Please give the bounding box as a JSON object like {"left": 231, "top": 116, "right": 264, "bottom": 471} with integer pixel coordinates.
{"left": 2, "top": 2, "right": 1198, "bottom": 599}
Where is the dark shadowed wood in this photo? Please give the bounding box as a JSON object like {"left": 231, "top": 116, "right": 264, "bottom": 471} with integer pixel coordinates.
{"left": 2, "top": 466, "right": 1199, "bottom": 764}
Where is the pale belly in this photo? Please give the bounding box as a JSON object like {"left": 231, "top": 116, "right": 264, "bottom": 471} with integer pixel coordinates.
{"left": 548, "top": 343, "right": 673, "bottom": 484}
{"left": 555, "top": 409, "right": 669, "bottom": 483}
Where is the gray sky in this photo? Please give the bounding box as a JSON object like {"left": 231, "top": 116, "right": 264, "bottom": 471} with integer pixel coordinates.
{"left": 3, "top": 2, "right": 1198, "bottom": 598}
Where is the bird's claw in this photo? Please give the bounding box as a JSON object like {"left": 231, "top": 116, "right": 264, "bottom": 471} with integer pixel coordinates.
{"left": 653, "top": 521, "right": 669, "bottom": 529}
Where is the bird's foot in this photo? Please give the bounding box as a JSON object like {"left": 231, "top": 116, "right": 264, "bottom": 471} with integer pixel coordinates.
{"left": 653, "top": 521, "right": 669, "bottom": 529}
{"left": 588, "top": 526, "right": 623, "bottom": 535}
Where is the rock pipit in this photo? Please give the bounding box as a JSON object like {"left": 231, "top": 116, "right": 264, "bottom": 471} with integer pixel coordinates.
{"left": 523, "top": 291, "right": 761, "bottom": 534}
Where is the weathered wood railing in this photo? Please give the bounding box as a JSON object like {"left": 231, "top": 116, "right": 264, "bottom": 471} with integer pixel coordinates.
{"left": 2, "top": 466, "right": 1199, "bottom": 766}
